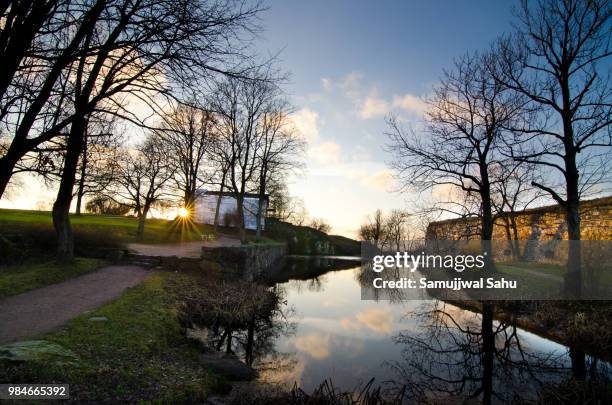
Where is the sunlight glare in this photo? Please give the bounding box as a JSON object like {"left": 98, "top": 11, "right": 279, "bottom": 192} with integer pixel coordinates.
{"left": 177, "top": 207, "right": 190, "bottom": 219}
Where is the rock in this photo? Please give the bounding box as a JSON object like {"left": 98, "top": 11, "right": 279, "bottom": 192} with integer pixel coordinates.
{"left": 0, "top": 340, "right": 78, "bottom": 364}
{"left": 200, "top": 352, "right": 257, "bottom": 381}
{"left": 88, "top": 316, "right": 108, "bottom": 322}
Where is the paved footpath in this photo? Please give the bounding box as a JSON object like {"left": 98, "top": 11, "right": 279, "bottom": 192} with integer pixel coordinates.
{"left": 0, "top": 265, "right": 150, "bottom": 345}
{"left": 128, "top": 236, "right": 241, "bottom": 258}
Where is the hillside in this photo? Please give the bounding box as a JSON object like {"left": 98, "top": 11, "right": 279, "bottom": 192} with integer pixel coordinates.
{"left": 265, "top": 218, "right": 360, "bottom": 256}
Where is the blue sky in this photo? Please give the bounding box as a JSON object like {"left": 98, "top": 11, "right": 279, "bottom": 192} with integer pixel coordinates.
{"left": 257, "top": 1, "right": 516, "bottom": 236}
{"left": 0, "top": 1, "right": 519, "bottom": 237}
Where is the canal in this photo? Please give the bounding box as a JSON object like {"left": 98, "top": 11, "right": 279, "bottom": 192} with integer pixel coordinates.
{"left": 253, "top": 256, "right": 611, "bottom": 403}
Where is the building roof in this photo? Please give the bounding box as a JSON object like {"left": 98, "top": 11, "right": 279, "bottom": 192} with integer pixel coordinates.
{"left": 199, "top": 190, "right": 269, "bottom": 201}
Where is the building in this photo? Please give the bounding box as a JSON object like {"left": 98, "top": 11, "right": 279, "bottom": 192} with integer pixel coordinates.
{"left": 193, "top": 190, "right": 269, "bottom": 230}
{"left": 426, "top": 196, "right": 612, "bottom": 241}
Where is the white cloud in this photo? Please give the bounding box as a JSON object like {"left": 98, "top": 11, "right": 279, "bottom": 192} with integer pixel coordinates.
{"left": 356, "top": 309, "right": 394, "bottom": 334}
{"left": 320, "top": 77, "right": 332, "bottom": 91}
{"left": 289, "top": 108, "right": 343, "bottom": 165}
{"left": 359, "top": 96, "right": 390, "bottom": 119}
{"left": 294, "top": 333, "right": 331, "bottom": 359}
{"left": 358, "top": 93, "right": 426, "bottom": 120}
{"left": 431, "top": 183, "right": 464, "bottom": 203}
{"left": 362, "top": 169, "right": 395, "bottom": 192}
{"left": 339, "top": 71, "right": 364, "bottom": 101}
{"left": 310, "top": 140, "right": 341, "bottom": 164}
{"left": 332, "top": 71, "right": 425, "bottom": 120}
{"left": 392, "top": 94, "right": 427, "bottom": 115}
{"left": 290, "top": 108, "right": 320, "bottom": 143}
{"left": 349, "top": 144, "right": 372, "bottom": 162}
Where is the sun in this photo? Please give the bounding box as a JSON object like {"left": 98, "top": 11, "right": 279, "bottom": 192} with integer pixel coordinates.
{"left": 177, "top": 207, "right": 190, "bottom": 219}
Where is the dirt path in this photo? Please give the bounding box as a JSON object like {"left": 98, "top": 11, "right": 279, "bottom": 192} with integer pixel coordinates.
{"left": 0, "top": 265, "right": 151, "bottom": 345}
{"left": 128, "top": 236, "right": 241, "bottom": 258}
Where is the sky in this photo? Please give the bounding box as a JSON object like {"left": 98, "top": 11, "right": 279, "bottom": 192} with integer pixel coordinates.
{"left": 256, "top": 1, "right": 515, "bottom": 237}
{"left": 0, "top": 1, "right": 518, "bottom": 238}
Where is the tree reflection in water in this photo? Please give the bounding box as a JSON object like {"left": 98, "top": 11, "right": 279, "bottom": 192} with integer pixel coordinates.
{"left": 179, "top": 281, "right": 296, "bottom": 368}
{"left": 385, "top": 301, "right": 573, "bottom": 404}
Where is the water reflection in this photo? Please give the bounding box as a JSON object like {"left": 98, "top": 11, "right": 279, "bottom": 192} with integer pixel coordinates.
{"left": 253, "top": 258, "right": 610, "bottom": 403}
{"left": 386, "top": 301, "right": 569, "bottom": 403}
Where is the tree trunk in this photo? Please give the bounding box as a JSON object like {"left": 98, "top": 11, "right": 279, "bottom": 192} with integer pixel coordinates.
{"left": 502, "top": 217, "right": 516, "bottom": 257}
{"left": 569, "top": 344, "right": 586, "bottom": 380}
{"left": 560, "top": 70, "right": 581, "bottom": 297}
{"left": 256, "top": 166, "right": 267, "bottom": 239}
{"left": 0, "top": 1, "right": 56, "bottom": 100}
{"left": 481, "top": 302, "right": 494, "bottom": 405}
{"left": 236, "top": 195, "right": 246, "bottom": 244}
{"left": 245, "top": 319, "right": 255, "bottom": 366}
{"left": 137, "top": 203, "right": 150, "bottom": 239}
{"left": 510, "top": 216, "right": 520, "bottom": 259}
{"left": 0, "top": 0, "right": 106, "bottom": 200}
{"left": 564, "top": 139, "right": 581, "bottom": 298}
{"left": 225, "top": 329, "right": 232, "bottom": 354}
{"left": 75, "top": 132, "right": 88, "bottom": 215}
{"left": 479, "top": 168, "right": 496, "bottom": 272}
{"left": 52, "top": 116, "right": 87, "bottom": 263}
{"left": 501, "top": 215, "right": 520, "bottom": 258}
{"left": 184, "top": 188, "right": 195, "bottom": 212}
{"left": 565, "top": 197, "right": 581, "bottom": 298}
{"left": 214, "top": 168, "right": 228, "bottom": 232}
{"left": 0, "top": 148, "right": 22, "bottom": 198}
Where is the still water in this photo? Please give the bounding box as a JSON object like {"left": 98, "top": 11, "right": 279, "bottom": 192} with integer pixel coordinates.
{"left": 254, "top": 256, "right": 610, "bottom": 402}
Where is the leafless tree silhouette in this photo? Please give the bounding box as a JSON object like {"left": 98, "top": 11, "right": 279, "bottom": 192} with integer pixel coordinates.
{"left": 494, "top": 0, "right": 612, "bottom": 295}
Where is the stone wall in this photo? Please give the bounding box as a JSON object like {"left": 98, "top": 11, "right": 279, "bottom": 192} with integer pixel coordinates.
{"left": 426, "top": 196, "right": 612, "bottom": 241}
{"left": 200, "top": 243, "right": 287, "bottom": 281}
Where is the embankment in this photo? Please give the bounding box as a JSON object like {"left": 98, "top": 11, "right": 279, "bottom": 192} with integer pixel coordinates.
{"left": 265, "top": 218, "right": 360, "bottom": 256}
{"left": 200, "top": 243, "right": 287, "bottom": 281}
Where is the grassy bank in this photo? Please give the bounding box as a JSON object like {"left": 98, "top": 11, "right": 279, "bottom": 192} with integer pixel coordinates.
{"left": 0, "top": 208, "right": 213, "bottom": 243}
{"left": 0, "top": 258, "right": 106, "bottom": 299}
{"left": 0, "top": 209, "right": 215, "bottom": 262}
{"left": 0, "top": 271, "right": 223, "bottom": 402}
{"left": 0, "top": 209, "right": 361, "bottom": 258}
{"left": 266, "top": 218, "right": 360, "bottom": 255}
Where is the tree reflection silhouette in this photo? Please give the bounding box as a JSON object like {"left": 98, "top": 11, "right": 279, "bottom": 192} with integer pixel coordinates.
{"left": 385, "top": 301, "right": 569, "bottom": 404}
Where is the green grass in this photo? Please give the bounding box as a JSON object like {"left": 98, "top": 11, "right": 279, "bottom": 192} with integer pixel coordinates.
{"left": 266, "top": 218, "right": 360, "bottom": 255}
{"left": 496, "top": 265, "right": 563, "bottom": 296}
{"left": 0, "top": 257, "right": 107, "bottom": 298}
{"left": 0, "top": 271, "right": 222, "bottom": 402}
{"left": 498, "top": 260, "right": 612, "bottom": 287}
{"left": 498, "top": 260, "right": 566, "bottom": 276}
{"left": 246, "top": 234, "right": 285, "bottom": 245}
{"left": 0, "top": 208, "right": 215, "bottom": 245}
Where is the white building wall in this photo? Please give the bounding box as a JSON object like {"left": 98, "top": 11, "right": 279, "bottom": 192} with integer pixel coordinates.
{"left": 193, "top": 193, "right": 266, "bottom": 230}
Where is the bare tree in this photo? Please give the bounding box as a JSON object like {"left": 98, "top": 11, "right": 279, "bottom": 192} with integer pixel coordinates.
{"left": 0, "top": 0, "right": 109, "bottom": 197}
{"left": 254, "top": 97, "right": 304, "bottom": 238}
{"left": 113, "top": 134, "right": 174, "bottom": 238}
{"left": 490, "top": 161, "right": 541, "bottom": 258}
{"left": 156, "top": 103, "right": 216, "bottom": 211}
{"left": 210, "top": 72, "right": 277, "bottom": 243}
{"left": 383, "top": 209, "right": 411, "bottom": 251}
{"left": 495, "top": 0, "right": 612, "bottom": 295}
{"left": 386, "top": 51, "right": 526, "bottom": 265}
{"left": 273, "top": 192, "right": 309, "bottom": 226}
{"left": 74, "top": 114, "right": 122, "bottom": 215}
{"left": 45, "top": 0, "right": 263, "bottom": 261}
{"left": 0, "top": 1, "right": 61, "bottom": 101}
{"left": 309, "top": 217, "right": 331, "bottom": 234}
{"left": 358, "top": 209, "right": 387, "bottom": 244}
{"left": 388, "top": 301, "right": 564, "bottom": 404}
